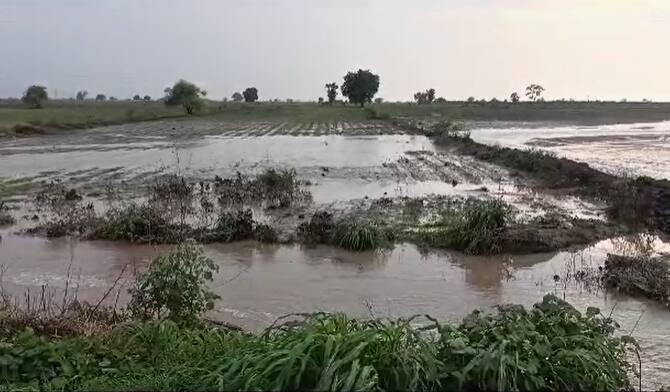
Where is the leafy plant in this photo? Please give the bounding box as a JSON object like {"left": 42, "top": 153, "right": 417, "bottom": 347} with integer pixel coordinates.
{"left": 128, "top": 242, "right": 220, "bottom": 323}
{"left": 22, "top": 85, "right": 49, "bottom": 108}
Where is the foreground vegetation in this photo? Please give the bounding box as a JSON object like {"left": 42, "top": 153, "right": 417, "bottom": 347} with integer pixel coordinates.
{"left": 0, "top": 243, "right": 635, "bottom": 391}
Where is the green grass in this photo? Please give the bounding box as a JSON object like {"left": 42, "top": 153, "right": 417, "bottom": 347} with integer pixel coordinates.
{"left": 372, "top": 101, "right": 670, "bottom": 125}
{"left": 417, "top": 199, "right": 514, "bottom": 255}
{"left": 0, "top": 295, "right": 632, "bottom": 391}
{"left": 604, "top": 254, "right": 670, "bottom": 307}
{"left": 332, "top": 218, "right": 394, "bottom": 251}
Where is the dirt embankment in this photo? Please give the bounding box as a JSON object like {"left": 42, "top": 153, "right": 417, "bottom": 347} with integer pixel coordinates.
{"left": 431, "top": 135, "right": 670, "bottom": 235}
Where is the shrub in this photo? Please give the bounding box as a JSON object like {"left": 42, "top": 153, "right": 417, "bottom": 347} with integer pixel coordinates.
{"left": 332, "top": 218, "right": 394, "bottom": 251}
{"left": 128, "top": 242, "right": 220, "bottom": 323}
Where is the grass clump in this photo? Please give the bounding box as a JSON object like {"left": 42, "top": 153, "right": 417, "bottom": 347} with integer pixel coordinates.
{"left": 420, "top": 199, "right": 514, "bottom": 254}
{"left": 332, "top": 218, "right": 394, "bottom": 251}
{"left": 603, "top": 253, "right": 670, "bottom": 307}
{"left": 128, "top": 241, "right": 220, "bottom": 324}
{"left": 0, "top": 295, "right": 633, "bottom": 391}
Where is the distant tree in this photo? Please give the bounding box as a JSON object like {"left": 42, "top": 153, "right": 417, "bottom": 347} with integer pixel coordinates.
{"left": 318, "top": 97, "right": 324, "bottom": 104}
{"left": 95, "top": 94, "right": 106, "bottom": 102}
{"left": 489, "top": 98, "right": 499, "bottom": 104}
{"left": 231, "top": 92, "right": 243, "bottom": 102}
{"left": 414, "top": 88, "right": 436, "bottom": 104}
{"left": 242, "top": 87, "right": 259, "bottom": 103}
{"left": 426, "top": 88, "right": 436, "bottom": 103}
{"left": 466, "top": 96, "right": 476, "bottom": 103}
{"left": 75, "top": 90, "right": 88, "bottom": 101}
{"left": 525, "top": 84, "right": 545, "bottom": 102}
{"left": 143, "top": 95, "right": 151, "bottom": 102}
{"left": 109, "top": 96, "right": 118, "bottom": 101}
{"left": 510, "top": 92, "right": 520, "bottom": 103}
{"left": 374, "top": 97, "right": 384, "bottom": 104}
{"left": 341, "top": 69, "right": 380, "bottom": 107}
{"left": 164, "top": 79, "right": 207, "bottom": 114}
{"left": 434, "top": 97, "right": 447, "bottom": 104}
{"left": 325, "top": 82, "right": 338, "bottom": 104}
{"left": 133, "top": 94, "right": 142, "bottom": 101}
{"left": 286, "top": 98, "right": 294, "bottom": 104}
{"left": 22, "top": 85, "right": 48, "bottom": 108}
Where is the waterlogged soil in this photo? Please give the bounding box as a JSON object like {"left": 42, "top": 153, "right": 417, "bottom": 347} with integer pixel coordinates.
{"left": 470, "top": 120, "right": 670, "bottom": 179}
{"left": 0, "top": 230, "right": 669, "bottom": 389}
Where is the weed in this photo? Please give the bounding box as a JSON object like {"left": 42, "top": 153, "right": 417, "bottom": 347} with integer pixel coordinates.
{"left": 438, "top": 294, "right": 630, "bottom": 391}
{"left": 332, "top": 218, "right": 394, "bottom": 251}
{"left": 128, "top": 241, "right": 220, "bottom": 324}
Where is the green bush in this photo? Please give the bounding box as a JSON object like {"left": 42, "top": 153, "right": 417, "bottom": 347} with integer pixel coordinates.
{"left": 332, "top": 218, "right": 394, "bottom": 251}
{"left": 128, "top": 242, "right": 220, "bottom": 324}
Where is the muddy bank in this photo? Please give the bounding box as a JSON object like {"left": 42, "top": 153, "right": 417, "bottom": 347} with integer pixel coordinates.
{"left": 604, "top": 254, "right": 670, "bottom": 308}
{"left": 429, "top": 132, "right": 670, "bottom": 235}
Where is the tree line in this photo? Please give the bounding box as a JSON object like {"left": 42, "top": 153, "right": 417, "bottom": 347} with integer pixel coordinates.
{"left": 19, "top": 71, "right": 546, "bottom": 113}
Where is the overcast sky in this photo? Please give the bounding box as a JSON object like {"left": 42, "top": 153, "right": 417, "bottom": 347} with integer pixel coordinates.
{"left": 1, "top": 0, "right": 669, "bottom": 101}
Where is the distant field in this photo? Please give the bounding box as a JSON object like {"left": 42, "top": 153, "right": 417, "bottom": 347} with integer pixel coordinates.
{"left": 373, "top": 101, "right": 670, "bottom": 124}
{"left": 2, "top": 100, "right": 670, "bottom": 137}
{"left": 0, "top": 101, "right": 190, "bottom": 135}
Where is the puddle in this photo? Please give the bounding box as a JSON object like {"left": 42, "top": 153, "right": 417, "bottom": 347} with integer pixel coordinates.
{"left": 0, "top": 230, "right": 668, "bottom": 388}
{"left": 470, "top": 121, "right": 670, "bottom": 179}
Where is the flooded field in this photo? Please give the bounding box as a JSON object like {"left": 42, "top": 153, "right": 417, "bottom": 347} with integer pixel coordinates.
{"left": 1, "top": 118, "right": 670, "bottom": 388}
{"left": 471, "top": 120, "right": 670, "bottom": 179}
{"left": 0, "top": 229, "right": 669, "bottom": 388}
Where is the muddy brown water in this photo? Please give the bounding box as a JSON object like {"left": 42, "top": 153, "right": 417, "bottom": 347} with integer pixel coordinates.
{"left": 471, "top": 120, "right": 670, "bottom": 179}
{"left": 1, "top": 229, "right": 669, "bottom": 388}
{"left": 2, "top": 119, "right": 670, "bottom": 387}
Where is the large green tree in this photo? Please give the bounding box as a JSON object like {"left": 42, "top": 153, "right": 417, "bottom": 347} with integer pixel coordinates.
{"left": 341, "top": 69, "right": 379, "bottom": 107}
{"left": 22, "top": 85, "right": 48, "bottom": 108}
{"left": 243, "top": 87, "right": 259, "bottom": 103}
{"left": 165, "top": 80, "right": 207, "bottom": 114}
